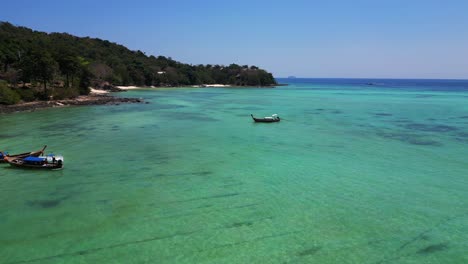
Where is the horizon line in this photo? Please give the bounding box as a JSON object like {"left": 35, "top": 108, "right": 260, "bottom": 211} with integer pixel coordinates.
{"left": 275, "top": 77, "right": 468, "bottom": 81}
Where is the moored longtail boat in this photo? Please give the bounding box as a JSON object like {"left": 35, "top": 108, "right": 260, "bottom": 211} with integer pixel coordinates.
{"left": 251, "top": 114, "right": 281, "bottom": 123}
{"left": 0, "top": 145, "right": 47, "bottom": 163}
{"left": 7, "top": 154, "right": 64, "bottom": 170}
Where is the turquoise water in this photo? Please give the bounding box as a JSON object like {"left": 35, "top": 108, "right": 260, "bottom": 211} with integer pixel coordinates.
{"left": 1, "top": 80, "right": 468, "bottom": 263}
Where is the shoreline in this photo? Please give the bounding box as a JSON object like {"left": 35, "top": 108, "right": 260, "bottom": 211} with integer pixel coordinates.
{"left": 115, "top": 83, "right": 287, "bottom": 89}
{"left": 1, "top": 83, "right": 287, "bottom": 114}
{"left": 0, "top": 94, "right": 145, "bottom": 114}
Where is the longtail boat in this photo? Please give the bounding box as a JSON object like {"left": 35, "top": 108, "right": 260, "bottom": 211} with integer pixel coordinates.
{"left": 6, "top": 154, "right": 64, "bottom": 170}
{"left": 251, "top": 114, "right": 280, "bottom": 123}
{"left": 0, "top": 145, "right": 47, "bottom": 163}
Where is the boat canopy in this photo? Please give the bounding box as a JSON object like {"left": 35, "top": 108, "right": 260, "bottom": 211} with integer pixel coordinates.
{"left": 24, "top": 156, "right": 45, "bottom": 162}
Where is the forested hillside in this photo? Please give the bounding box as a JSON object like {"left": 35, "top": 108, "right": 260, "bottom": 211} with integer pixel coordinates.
{"left": 0, "top": 22, "right": 277, "bottom": 104}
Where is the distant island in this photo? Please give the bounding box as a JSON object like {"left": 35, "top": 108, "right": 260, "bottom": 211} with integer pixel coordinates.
{"left": 0, "top": 22, "right": 277, "bottom": 106}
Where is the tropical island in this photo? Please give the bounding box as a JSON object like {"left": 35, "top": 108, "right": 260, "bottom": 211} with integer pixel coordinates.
{"left": 0, "top": 22, "right": 277, "bottom": 110}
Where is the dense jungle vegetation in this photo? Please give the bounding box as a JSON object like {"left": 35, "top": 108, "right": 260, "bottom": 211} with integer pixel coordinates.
{"left": 0, "top": 22, "right": 277, "bottom": 104}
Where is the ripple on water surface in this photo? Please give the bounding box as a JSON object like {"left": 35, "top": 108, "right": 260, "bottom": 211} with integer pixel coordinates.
{"left": 1, "top": 83, "right": 468, "bottom": 263}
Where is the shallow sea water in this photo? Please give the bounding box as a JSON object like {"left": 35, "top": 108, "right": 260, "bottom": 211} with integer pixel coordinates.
{"left": 1, "top": 79, "right": 468, "bottom": 263}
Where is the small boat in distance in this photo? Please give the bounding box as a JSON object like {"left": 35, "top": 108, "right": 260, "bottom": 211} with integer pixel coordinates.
{"left": 251, "top": 114, "right": 280, "bottom": 123}
{"left": 6, "top": 154, "right": 64, "bottom": 170}
{"left": 0, "top": 145, "right": 47, "bottom": 163}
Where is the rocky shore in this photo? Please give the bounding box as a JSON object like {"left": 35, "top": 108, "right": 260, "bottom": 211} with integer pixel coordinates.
{"left": 0, "top": 94, "right": 145, "bottom": 114}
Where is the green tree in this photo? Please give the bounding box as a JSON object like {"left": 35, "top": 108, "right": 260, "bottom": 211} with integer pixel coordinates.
{"left": 21, "top": 48, "right": 58, "bottom": 98}
{"left": 57, "top": 55, "right": 80, "bottom": 88}
{"left": 77, "top": 57, "right": 91, "bottom": 95}
{"left": 0, "top": 81, "right": 20, "bottom": 104}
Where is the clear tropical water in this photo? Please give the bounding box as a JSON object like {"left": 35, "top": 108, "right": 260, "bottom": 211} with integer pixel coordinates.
{"left": 1, "top": 78, "right": 468, "bottom": 263}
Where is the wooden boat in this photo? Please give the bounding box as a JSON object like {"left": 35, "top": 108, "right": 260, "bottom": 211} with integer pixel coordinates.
{"left": 0, "top": 145, "right": 47, "bottom": 163}
{"left": 7, "top": 154, "right": 64, "bottom": 170}
{"left": 251, "top": 114, "right": 280, "bottom": 123}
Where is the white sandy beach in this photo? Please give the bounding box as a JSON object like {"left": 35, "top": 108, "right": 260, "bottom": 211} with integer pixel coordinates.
{"left": 90, "top": 88, "right": 109, "bottom": 94}
{"left": 203, "top": 84, "right": 231, "bottom": 87}
{"left": 117, "top": 84, "right": 232, "bottom": 89}
{"left": 116, "top": 86, "right": 142, "bottom": 90}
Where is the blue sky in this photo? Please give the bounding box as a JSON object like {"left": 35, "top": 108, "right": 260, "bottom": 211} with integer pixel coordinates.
{"left": 1, "top": 0, "right": 467, "bottom": 79}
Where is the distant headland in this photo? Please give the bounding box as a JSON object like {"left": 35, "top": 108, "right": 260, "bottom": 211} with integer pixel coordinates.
{"left": 0, "top": 22, "right": 277, "bottom": 108}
